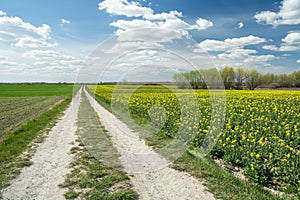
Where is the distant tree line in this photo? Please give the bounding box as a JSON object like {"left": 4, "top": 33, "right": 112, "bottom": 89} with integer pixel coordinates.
{"left": 173, "top": 67, "right": 300, "bottom": 90}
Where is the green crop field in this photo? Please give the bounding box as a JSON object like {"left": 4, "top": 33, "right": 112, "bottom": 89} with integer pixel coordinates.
{"left": 88, "top": 85, "right": 300, "bottom": 196}
{"left": 0, "top": 84, "right": 75, "bottom": 136}
{"left": 0, "top": 84, "right": 75, "bottom": 97}
{"left": 0, "top": 96, "right": 66, "bottom": 136}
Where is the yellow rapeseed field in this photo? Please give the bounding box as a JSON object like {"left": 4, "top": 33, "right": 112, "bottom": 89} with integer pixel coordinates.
{"left": 88, "top": 85, "right": 300, "bottom": 193}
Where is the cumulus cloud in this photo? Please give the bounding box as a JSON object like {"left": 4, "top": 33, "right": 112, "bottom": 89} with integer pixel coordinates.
{"left": 0, "top": 16, "right": 51, "bottom": 39}
{"left": 196, "top": 35, "right": 266, "bottom": 52}
{"left": 194, "top": 35, "right": 275, "bottom": 69}
{"left": 254, "top": 0, "right": 300, "bottom": 26}
{"left": 191, "top": 18, "right": 214, "bottom": 30}
{"left": 282, "top": 31, "right": 300, "bottom": 44}
{"left": 297, "top": 59, "right": 300, "bottom": 63}
{"left": 99, "top": 0, "right": 153, "bottom": 18}
{"left": 0, "top": 12, "right": 83, "bottom": 81}
{"left": 262, "top": 31, "right": 300, "bottom": 51}
{"left": 217, "top": 49, "right": 275, "bottom": 63}
{"left": 97, "top": 0, "right": 214, "bottom": 64}
{"left": 0, "top": 14, "right": 55, "bottom": 48}
{"left": 99, "top": 0, "right": 213, "bottom": 37}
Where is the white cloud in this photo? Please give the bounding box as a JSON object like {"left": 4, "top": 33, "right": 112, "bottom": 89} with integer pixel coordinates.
{"left": 116, "top": 28, "right": 181, "bottom": 43}
{"left": 17, "top": 49, "right": 83, "bottom": 78}
{"left": 278, "top": 45, "right": 299, "bottom": 51}
{"left": 262, "top": 32, "right": 300, "bottom": 51}
{"left": 99, "top": 0, "right": 214, "bottom": 56}
{"left": 0, "top": 10, "right": 6, "bottom": 16}
{"left": 254, "top": 0, "right": 300, "bottom": 26}
{"left": 237, "top": 22, "right": 244, "bottom": 29}
{"left": 196, "top": 35, "right": 266, "bottom": 52}
{"left": 99, "top": 0, "right": 213, "bottom": 36}
{"left": 15, "top": 37, "right": 57, "bottom": 48}
{"left": 297, "top": 59, "right": 300, "bottom": 63}
{"left": 218, "top": 49, "right": 257, "bottom": 60}
{"left": 254, "top": 11, "right": 279, "bottom": 25}
{"left": 109, "top": 17, "right": 213, "bottom": 38}
{"left": 262, "top": 45, "right": 279, "bottom": 51}
{"left": 244, "top": 54, "right": 276, "bottom": 62}
{"left": 0, "top": 16, "right": 51, "bottom": 39}
{"left": 98, "top": 0, "right": 214, "bottom": 67}
{"left": 99, "top": 0, "right": 153, "bottom": 18}
{"left": 190, "top": 18, "right": 214, "bottom": 30}
{"left": 23, "top": 50, "right": 83, "bottom": 65}
{"left": 194, "top": 35, "right": 276, "bottom": 70}
{"left": 0, "top": 12, "right": 83, "bottom": 82}
{"left": 0, "top": 15, "right": 55, "bottom": 49}
{"left": 217, "top": 49, "right": 275, "bottom": 64}
{"left": 145, "top": 10, "right": 183, "bottom": 21}
{"left": 282, "top": 31, "right": 300, "bottom": 44}
{"left": 110, "top": 19, "right": 156, "bottom": 30}
{"left": 102, "top": 28, "right": 180, "bottom": 54}
{"left": 61, "top": 18, "right": 71, "bottom": 25}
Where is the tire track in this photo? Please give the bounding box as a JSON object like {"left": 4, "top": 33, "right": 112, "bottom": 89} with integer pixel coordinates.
{"left": 84, "top": 88, "right": 215, "bottom": 200}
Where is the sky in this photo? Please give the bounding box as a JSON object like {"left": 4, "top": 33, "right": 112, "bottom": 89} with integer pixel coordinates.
{"left": 0, "top": 0, "right": 299, "bottom": 82}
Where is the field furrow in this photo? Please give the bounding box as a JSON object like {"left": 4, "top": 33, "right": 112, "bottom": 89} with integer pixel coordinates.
{"left": 0, "top": 96, "right": 66, "bottom": 136}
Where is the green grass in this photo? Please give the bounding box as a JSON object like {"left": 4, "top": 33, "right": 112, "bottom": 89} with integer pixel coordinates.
{"left": 0, "top": 84, "right": 75, "bottom": 97}
{"left": 61, "top": 91, "right": 138, "bottom": 200}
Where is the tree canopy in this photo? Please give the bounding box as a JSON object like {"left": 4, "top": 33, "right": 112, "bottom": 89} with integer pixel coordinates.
{"left": 173, "top": 67, "right": 300, "bottom": 90}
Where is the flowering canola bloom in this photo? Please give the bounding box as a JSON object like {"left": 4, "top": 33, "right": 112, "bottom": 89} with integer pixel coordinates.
{"left": 89, "top": 85, "right": 300, "bottom": 193}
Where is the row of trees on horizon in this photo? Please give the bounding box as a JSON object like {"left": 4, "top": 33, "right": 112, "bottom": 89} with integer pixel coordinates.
{"left": 173, "top": 67, "right": 300, "bottom": 90}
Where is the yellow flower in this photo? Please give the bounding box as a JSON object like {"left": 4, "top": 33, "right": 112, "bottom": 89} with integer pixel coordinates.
{"left": 269, "top": 153, "right": 273, "bottom": 159}
{"left": 256, "top": 154, "right": 261, "bottom": 159}
{"left": 258, "top": 138, "right": 264, "bottom": 146}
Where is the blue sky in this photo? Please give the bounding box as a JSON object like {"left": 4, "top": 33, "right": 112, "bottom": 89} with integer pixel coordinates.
{"left": 0, "top": 0, "right": 299, "bottom": 82}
